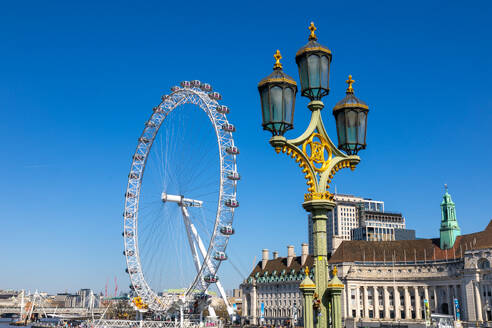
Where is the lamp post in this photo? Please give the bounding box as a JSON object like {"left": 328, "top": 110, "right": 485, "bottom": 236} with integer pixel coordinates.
{"left": 258, "top": 23, "right": 370, "bottom": 328}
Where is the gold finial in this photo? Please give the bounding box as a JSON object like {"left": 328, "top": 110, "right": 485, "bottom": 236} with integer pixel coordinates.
{"left": 308, "top": 22, "right": 317, "bottom": 41}
{"left": 304, "top": 266, "right": 309, "bottom": 276}
{"left": 346, "top": 75, "right": 355, "bottom": 94}
{"left": 273, "top": 50, "right": 283, "bottom": 69}
{"left": 332, "top": 265, "right": 338, "bottom": 276}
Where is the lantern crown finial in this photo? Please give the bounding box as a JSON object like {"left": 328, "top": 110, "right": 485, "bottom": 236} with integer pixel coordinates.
{"left": 273, "top": 50, "right": 283, "bottom": 70}
{"left": 308, "top": 22, "right": 317, "bottom": 41}
{"left": 346, "top": 75, "right": 355, "bottom": 94}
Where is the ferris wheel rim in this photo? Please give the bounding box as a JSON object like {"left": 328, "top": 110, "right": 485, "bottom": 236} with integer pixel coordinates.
{"left": 122, "top": 83, "right": 238, "bottom": 312}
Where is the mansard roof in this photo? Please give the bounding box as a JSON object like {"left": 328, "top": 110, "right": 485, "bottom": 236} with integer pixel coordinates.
{"left": 330, "top": 220, "right": 492, "bottom": 264}
{"left": 249, "top": 255, "right": 315, "bottom": 278}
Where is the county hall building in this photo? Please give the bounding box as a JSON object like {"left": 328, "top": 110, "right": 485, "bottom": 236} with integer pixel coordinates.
{"left": 240, "top": 189, "right": 492, "bottom": 326}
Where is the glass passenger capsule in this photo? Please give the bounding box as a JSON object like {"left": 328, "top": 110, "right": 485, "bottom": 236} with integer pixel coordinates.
{"left": 180, "top": 81, "right": 191, "bottom": 88}
{"left": 221, "top": 123, "right": 236, "bottom": 132}
{"left": 123, "top": 250, "right": 135, "bottom": 256}
{"left": 209, "top": 92, "right": 222, "bottom": 100}
{"left": 204, "top": 274, "right": 218, "bottom": 283}
{"left": 128, "top": 172, "right": 139, "bottom": 179}
{"left": 171, "top": 86, "right": 180, "bottom": 92}
{"left": 225, "top": 146, "right": 239, "bottom": 155}
{"left": 139, "top": 137, "right": 150, "bottom": 144}
{"left": 227, "top": 172, "right": 240, "bottom": 180}
{"left": 200, "top": 83, "right": 212, "bottom": 92}
{"left": 122, "top": 231, "right": 134, "bottom": 237}
{"left": 225, "top": 199, "right": 239, "bottom": 208}
{"left": 125, "top": 192, "right": 136, "bottom": 198}
{"left": 191, "top": 80, "right": 201, "bottom": 88}
{"left": 213, "top": 251, "right": 228, "bottom": 261}
{"left": 125, "top": 268, "right": 137, "bottom": 274}
{"left": 220, "top": 226, "right": 235, "bottom": 235}
{"left": 216, "top": 105, "right": 230, "bottom": 114}
{"left": 133, "top": 154, "right": 144, "bottom": 161}
{"left": 123, "top": 211, "right": 134, "bottom": 218}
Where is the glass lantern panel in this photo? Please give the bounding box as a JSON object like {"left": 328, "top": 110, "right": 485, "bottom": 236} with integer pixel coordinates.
{"left": 270, "top": 86, "right": 283, "bottom": 131}
{"left": 357, "top": 111, "right": 367, "bottom": 145}
{"left": 283, "top": 87, "right": 294, "bottom": 125}
{"left": 307, "top": 54, "right": 320, "bottom": 96}
{"left": 346, "top": 110, "right": 358, "bottom": 146}
{"left": 261, "top": 87, "right": 270, "bottom": 124}
{"left": 320, "top": 55, "right": 329, "bottom": 91}
{"left": 299, "top": 56, "right": 309, "bottom": 92}
{"left": 336, "top": 111, "right": 346, "bottom": 146}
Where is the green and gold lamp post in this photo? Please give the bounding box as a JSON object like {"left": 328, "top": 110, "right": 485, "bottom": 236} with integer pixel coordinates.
{"left": 258, "top": 22, "right": 369, "bottom": 328}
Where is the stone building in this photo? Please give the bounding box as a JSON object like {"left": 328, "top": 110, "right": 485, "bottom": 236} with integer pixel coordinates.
{"left": 241, "top": 189, "right": 492, "bottom": 325}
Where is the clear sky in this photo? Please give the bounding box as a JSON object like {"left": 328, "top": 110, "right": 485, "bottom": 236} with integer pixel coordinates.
{"left": 1, "top": 0, "right": 491, "bottom": 295}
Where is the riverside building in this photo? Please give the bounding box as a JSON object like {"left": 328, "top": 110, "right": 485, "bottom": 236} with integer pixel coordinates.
{"left": 241, "top": 189, "right": 492, "bottom": 326}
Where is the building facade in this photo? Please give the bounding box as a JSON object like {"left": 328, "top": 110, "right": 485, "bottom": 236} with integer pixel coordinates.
{"left": 242, "top": 190, "right": 492, "bottom": 326}
{"left": 351, "top": 210, "right": 409, "bottom": 242}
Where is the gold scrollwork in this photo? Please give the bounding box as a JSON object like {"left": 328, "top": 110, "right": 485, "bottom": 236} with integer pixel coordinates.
{"left": 304, "top": 191, "right": 334, "bottom": 202}
{"left": 302, "top": 132, "right": 332, "bottom": 173}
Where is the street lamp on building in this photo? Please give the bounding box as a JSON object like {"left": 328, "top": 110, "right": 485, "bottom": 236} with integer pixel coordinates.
{"left": 258, "top": 22, "right": 370, "bottom": 328}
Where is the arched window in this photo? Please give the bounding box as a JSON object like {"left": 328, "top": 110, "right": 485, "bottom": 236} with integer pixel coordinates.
{"left": 478, "top": 258, "right": 490, "bottom": 269}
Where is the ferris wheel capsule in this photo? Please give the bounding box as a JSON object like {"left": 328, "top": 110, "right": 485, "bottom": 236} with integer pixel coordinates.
{"left": 203, "top": 274, "right": 218, "bottom": 283}
{"left": 191, "top": 80, "right": 201, "bottom": 88}
{"left": 213, "top": 251, "right": 227, "bottom": 261}
{"left": 122, "top": 231, "right": 134, "bottom": 237}
{"left": 171, "top": 86, "right": 180, "bottom": 92}
{"left": 221, "top": 123, "right": 236, "bottom": 132}
{"left": 133, "top": 154, "right": 144, "bottom": 161}
{"left": 128, "top": 172, "right": 139, "bottom": 179}
{"left": 225, "top": 198, "right": 239, "bottom": 208}
{"left": 216, "top": 105, "right": 229, "bottom": 114}
{"left": 124, "top": 250, "right": 135, "bottom": 256}
{"left": 126, "top": 268, "right": 138, "bottom": 274}
{"left": 124, "top": 211, "right": 134, "bottom": 218}
{"left": 226, "top": 146, "right": 239, "bottom": 155}
{"left": 125, "top": 192, "right": 136, "bottom": 198}
{"left": 227, "top": 171, "right": 240, "bottom": 180}
{"left": 200, "top": 83, "right": 212, "bottom": 92}
{"left": 180, "top": 81, "right": 191, "bottom": 88}
{"left": 209, "top": 92, "right": 222, "bottom": 100}
{"left": 220, "top": 226, "right": 235, "bottom": 235}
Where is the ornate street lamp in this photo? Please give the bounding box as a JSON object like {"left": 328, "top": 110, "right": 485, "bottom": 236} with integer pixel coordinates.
{"left": 258, "top": 22, "right": 370, "bottom": 328}
{"left": 258, "top": 50, "right": 298, "bottom": 136}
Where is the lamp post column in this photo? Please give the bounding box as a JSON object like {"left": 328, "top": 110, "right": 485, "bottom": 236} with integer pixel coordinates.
{"left": 303, "top": 199, "right": 335, "bottom": 328}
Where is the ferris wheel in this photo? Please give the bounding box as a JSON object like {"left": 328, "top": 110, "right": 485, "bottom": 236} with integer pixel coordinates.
{"left": 122, "top": 80, "right": 239, "bottom": 313}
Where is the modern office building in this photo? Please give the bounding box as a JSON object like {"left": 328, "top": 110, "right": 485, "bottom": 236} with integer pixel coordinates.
{"left": 308, "top": 194, "right": 386, "bottom": 254}
{"left": 351, "top": 210, "right": 409, "bottom": 241}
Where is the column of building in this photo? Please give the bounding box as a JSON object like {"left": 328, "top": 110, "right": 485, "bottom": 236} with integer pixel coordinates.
{"left": 374, "top": 287, "right": 380, "bottom": 319}
{"left": 383, "top": 286, "right": 390, "bottom": 320}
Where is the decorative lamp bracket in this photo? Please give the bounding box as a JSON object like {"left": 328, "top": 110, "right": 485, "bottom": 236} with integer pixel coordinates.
{"left": 269, "top": 101, "right": 360, "bottom": 201}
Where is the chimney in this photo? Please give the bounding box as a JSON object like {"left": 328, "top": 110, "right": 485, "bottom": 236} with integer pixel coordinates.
{"left": 301, "top": 243, "right": 309, "bottom": 266}
{"left": 262, "top": 249, "right": 269, "bottom": 270}
{"left": 287, "top": 245, "right": 295, "bottom": 267}
{"left": 273, "top": 251, "right": 278, "bottom": 259}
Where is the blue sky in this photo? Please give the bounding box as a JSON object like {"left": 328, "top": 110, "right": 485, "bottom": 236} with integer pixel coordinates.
{"left": 1, "top": 0, "right": 491, "bottom": 294}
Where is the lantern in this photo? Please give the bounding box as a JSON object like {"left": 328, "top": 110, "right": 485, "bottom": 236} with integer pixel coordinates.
{"left": 295, "top": 22, "right": 332, "bottom": 101}
{"left": 258, "top": 50, "right": 297, "bottom": 136}
{"left": 333, "top": 75, "right": 369, "bottom": 155}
